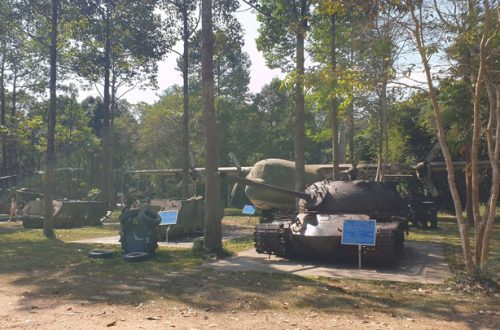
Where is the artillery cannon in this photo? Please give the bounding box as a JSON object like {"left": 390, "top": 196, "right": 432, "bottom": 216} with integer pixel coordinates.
{"left": 225, "top": 174, "right": 409, "bottom": 263}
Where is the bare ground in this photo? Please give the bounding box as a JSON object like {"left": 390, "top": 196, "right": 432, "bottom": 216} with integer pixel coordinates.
{"left": 1, "top": 272, "right": 498, "bottom": 330}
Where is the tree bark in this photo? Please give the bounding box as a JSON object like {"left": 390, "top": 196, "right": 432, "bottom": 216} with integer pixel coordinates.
{"left": 331, "top": 13, "right": 340, "bottom": 181}
{"left": 347, "top": 101, "right": 355, "bottom": 165}
{"left": 480, "top": 82, "right": 499, "bottom": 272}
{"left": 10, "top": 65, "right": 18, "bottom": 174}
{"left": 0, "top": 41, "right": 7, "bottom": 176}
{"left": 11, "top": 65, "right": 16, "bottom": 119}
{"left": 469, "top": 0, "right": 494, "bottom": 272}
{"left": 462, "top": 44, "right": 474, "bottom": 226}
{"left": 44, "top": 0, "right": 59, "bottom": 238}
{"left": 375, "top": 83, "right": 388, "bottom": 182}
{"left": 101, "top": 4, "right": 114, "bottom": 209}
{"left": 375, "top": 100, "right": 384, "bottom": 181}
{"left": 181, "top": 5, "right": 190, "bottom": 198}
{"left": 202, "top": 0, "right": 222, "bottom": 254}
{"left": 294, "top": 0, "right": 307, "bottom": 203}
{"left": 465, "top": 143, "right": 473, "bottom": 225}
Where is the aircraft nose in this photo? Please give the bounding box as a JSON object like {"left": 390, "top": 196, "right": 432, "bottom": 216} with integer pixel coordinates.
{"left": 244, "top": 185, "right": 265, "bottom": 209}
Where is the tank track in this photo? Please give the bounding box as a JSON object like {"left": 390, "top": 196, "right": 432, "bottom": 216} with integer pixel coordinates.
{"left": 254, "top": 220, "right": 405, "bottom": 263}
{"left": 254, "top": 222, "right": 292, "bottom": 258}
{"left": 363, "top": 223, "right": 405, "bottom": 263}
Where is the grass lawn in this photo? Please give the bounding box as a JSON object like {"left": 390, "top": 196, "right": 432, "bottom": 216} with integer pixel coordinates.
{"left": 0, "top": 213, "right": 498, "bottom": 328}
{"left": 410, "top": 215, "right": 500, "bottom": 282}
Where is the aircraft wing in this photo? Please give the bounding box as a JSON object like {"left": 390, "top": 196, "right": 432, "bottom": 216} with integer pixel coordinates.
{"left": 310, "top": 164, "right": 352, "bottom": 179}
{"left": 127, "top": 166, "right": 252, "bottom": 177}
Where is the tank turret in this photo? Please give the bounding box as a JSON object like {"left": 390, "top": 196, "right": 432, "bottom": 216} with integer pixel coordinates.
{"left": 224, "top": 174, "right": 404, "bottom": 214}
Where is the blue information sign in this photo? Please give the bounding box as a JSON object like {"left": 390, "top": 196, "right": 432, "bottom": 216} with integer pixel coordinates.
{"left": 242, "top": 205, "right": 256, "bottom": 215}
{"left": 158, "top": 210, "right": 179, "bottom": 225}
{"left": 341, "top": 220, "right": 377, "bottom": 246}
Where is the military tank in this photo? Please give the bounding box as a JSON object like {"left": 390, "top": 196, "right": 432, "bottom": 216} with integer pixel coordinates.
{"left": 227, "top": 175, "right": 409, "bottom": 263}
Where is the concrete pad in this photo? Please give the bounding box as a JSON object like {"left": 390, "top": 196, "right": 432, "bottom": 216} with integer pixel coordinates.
{"left": 71, "top": 235, "right": 240, "bottom": 249}
{"left": 72, "top": 235, "right": 194, "bottom": 248}
{"left": 204, "top": 241, "right": 451, "bottom": 284}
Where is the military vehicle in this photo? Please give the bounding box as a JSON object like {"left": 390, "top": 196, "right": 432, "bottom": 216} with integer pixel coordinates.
{"left": 224, "top": 174, "right": 408, "bottom": 263}
{"left": 0, "top": 168, "right": 108, "bottom": 228}
{"left": 148, "top": 196, "right": 205, "bottom": 240}
{"left": 21, "top": 199, "right": 108, "bottom": 229}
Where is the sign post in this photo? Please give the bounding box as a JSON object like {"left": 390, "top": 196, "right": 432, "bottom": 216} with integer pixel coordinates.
{"left": 341, "top": 219, "right": 377, "bottom": 269}
{"left": 242, "top": 205, "right": 256, "bottom": 224}
{"left": 158, "top": 210, "right": 179, "bottom": 242}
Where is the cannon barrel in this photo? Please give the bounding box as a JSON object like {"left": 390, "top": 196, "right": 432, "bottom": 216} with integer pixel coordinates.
{"left": 218, "top": 172, "right": 312, "bottom": 202}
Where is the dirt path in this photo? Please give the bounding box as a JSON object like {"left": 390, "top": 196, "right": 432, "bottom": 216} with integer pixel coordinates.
{"left": 0, "top": 285, "right": 493, "bottom": 329}
{"left": 1, "top": 269, "right": 498, "bottom": 330}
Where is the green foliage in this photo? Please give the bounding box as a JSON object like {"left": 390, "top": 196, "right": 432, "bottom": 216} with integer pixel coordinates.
{"left": 136, "top": 88, "right": 183, "bottom": 169}
{"left": 255, "top": 0, "right": 304, "bottom": 71}
{"left": 184, "top": 17, "right": 251, "bottom": 102}
{"left": 250, "top": 78, "right": 295, "bottom": 161}
{"left": 70, "top": 0, "right": 173, "bottom": 94}
{"left": 387, "top": 127, "right": 408, "bottom": 162}
{"left": 391, "top": 92, "right": 435, "bottom": 162}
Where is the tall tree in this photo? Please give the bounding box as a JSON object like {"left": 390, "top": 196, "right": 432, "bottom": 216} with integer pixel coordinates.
{"left": 162, "top": 0, "right": 198, "bottom": 197}
{"left": 201, "top": 0, "right": 222, "bottom": 254}
{"left": 44, "top": 0, "right": 59, "bottom": 238}
{"left": 72, "top": 0, "right": 170, "bottom": 208}
{"left": 165, "top": 0, "right": 239, "bottom": 197}
{"left": 254, "top": 0, "right": 309, "bottom": 201}
{"left": 437, "top": 0, "right": 486, "bottom": 225}
{"left": 0, "top": 0, "right": 13, "bottom": 176}
{"left": 308, "top": 1, "right": 369, "bottom": 175}
{"left": 404, "top": 0, "right": 498, "bottom": 276}
{"left": 186, "top": 24, "right": 250, "bottom": 102}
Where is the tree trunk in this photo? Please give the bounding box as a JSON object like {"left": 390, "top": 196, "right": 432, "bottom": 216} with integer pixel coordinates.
{"left": 10, "top": 65, "right": 18, "bottom": 175}
{"left": 465, "top": 143, "right": 473, "bottom": 225}
{"left": 462, "top": 44, "right": 474, "bottom": 226}
{"left": 480, "top": 82, "right": 499, "bottom": 272}
{"left": 202, "top": 0, "right": 222, "bottom": 254}
{"left": 407, "top": 0, "right": 474, "bottom": 274}
{"left": 111, "top": 67, "right": 116, "bottom": 126}
{"left": 375, "top": 118, "right": 383, "bottom": 181}
{"left": 0, "top": 42, "right": 6, "bottom": 176}
{"left": 469, "top": 0, "right": 495, "bottom": 274}
{"left": 44, "top": 0, "right": 59, "bottom": 238}
{"left": 331, "top": 13, "right": 340, "bottom": 181}
{"left": 11, "top": 65, "right": 16, "bottom": 119}
{"left": 347, "top": 101, "right": 355, "bottom": 165}
{"left": 376, "top": 77, "right": 388, "bottom": 181}
{"left": 338, "top": 122, "right": 346, "bottom": 163}
{"left": 101, "top": 5, "right": 114, "bottom": 210}
{"left": 294, "top": 0, "right": 307, "bottom": 203}
{"left": 181, "top": 5, "right": 190, "bottom": 198}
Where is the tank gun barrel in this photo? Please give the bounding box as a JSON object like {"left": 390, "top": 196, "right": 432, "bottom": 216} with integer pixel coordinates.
{"left": 218, "top": 173, "right": 312, "bottom": 201}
